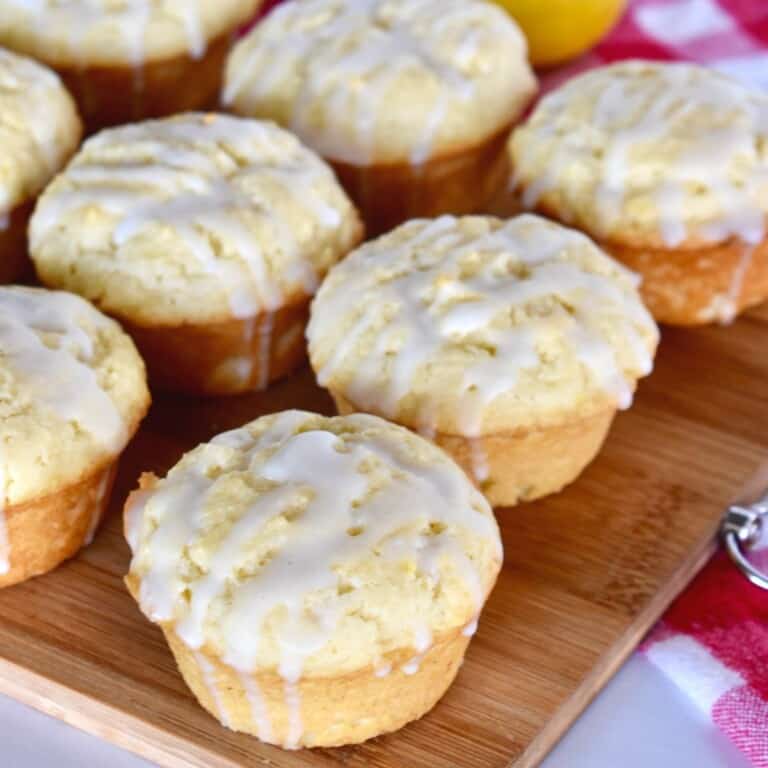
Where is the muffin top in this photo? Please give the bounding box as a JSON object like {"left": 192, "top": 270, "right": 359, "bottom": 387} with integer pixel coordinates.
{"left": 224, "top": 0, "right": 536, "bottom": 165}
{"left": 308, "top": 215, "right": 659, "bottom": 436}
{"left": 30, "top": 113, "right": 363, "bottom": 326}
{"left": 0, "top": 48, "right": 81, "bottom": 216}
{"left": 0, "top": 287, "right": 149, "bottom": 508}
{"left": 125, "top": 410, "right": 501, "bottom": 678}
{"left": 0, "top": 0, "right": 261, "bottom": 67}
{"left": 510, "top": 61, "right": 768, "bottom": 249}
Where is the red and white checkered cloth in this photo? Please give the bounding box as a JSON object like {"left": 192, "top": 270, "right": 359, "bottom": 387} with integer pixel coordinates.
{"left": 571, "top": 3, "right": 768, "bottom": 766}
{"left": 254, "top": 1, "right": 768, "bottom": 763}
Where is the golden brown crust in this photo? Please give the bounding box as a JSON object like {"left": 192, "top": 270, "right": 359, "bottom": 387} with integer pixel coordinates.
{"left": 330, "top": 122, "right": 513, "bottom": 237}
{"left": 56, "top": 30, "right": 233, "bottom": 132}
{"left": 0, "top": 199, "right": 35, "bottom": 284}
{"left": 333, "top": 392, "right": 616, "bottom": 507}
{"left": 161, "top": 625, "right": 470, "bottom": 748}
{"left": 600, "top": 235, "right": 768, "bottom": 326}
{"left": 120, "top": 297, "right": 311, "bottom": 396}
{"left": 0, "top": 460, "right": 117, "bottom": 588}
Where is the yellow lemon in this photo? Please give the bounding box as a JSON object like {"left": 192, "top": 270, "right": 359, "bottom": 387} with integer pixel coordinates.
{"left": 491, "top": 0, "right": 627, "bottom": 68}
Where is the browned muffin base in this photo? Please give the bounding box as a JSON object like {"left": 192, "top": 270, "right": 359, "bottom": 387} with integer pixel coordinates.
{"left": 333, "top": 393, "right": 616, "bottom": 507}
{"left": 330, "top": 122, "right": 514, "bottom": 237}
{"left": 122, "top": 299, "right": 311, "bottom": 397}
{"left": 0, "top": 461, "right": 117, "bottom": 588}
{"left": 603, "top": 235, "right": 768, "bottom": 326}
{"left": 55, "top": 31, "right": 234, "bottom": 132}
{"left": 0, "top": 200, "right": 35, "bottom": 284}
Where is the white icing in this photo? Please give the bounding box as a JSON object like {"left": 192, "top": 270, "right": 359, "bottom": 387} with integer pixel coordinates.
{"left": 309, "top": 215, "right": 658, "bottom": 436}
{"left": 462, "top": 617, "right": 478, "bottom": 637}
{"left": 0, "top": 288, "right": 125, "bottom": 573}
{"left": 2, "top": 0, "right": 208, "bottom": 66}
{"left": 468, "top": 438, "right": 489, "bottom": 484}
{"left": 515, "top": 61, "right": 768, "bottom": 248}
{"left": 257, "top": 312, "right": 274, "bottom": 390}
{"left": 374, "top": 661, "right": 392, "bottom": 677}
{"left": 84, "top": 467, "right": 112, "bottom": 546}
{"left": 283, "top": 679, "right": 302, "bottom": 750}
{"left": 697, "top": 244, "right": 756, "bottom": 324}
{"left": 129, "top": 411, "right": 497, "bottom": 713}
{"left": 238, "top": 672, "right": 273, "bottom": 743}
{"left": 194, "top": 651, "right": 231, "bottom": 728}
{"left": 402, "top": 653, "right": 426, "bottom": 675}
{"left": 224, "top": 0, "right": 527, "bottom": 165}
{"left": 31, "top": 115, "right": 346, "bottom": 319}
{"left": 0, "top": 461, "right": 8, "bottom": 575}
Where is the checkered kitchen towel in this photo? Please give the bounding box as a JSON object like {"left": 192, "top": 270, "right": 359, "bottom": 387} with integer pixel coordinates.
{"left": 573, "top": 3, "right": 768, "bottom": 766}
{"left": 253, "top": 1, "right": 768, "bottom": 763}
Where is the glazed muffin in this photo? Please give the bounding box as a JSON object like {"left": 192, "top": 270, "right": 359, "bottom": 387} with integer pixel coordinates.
{"left": 30, "top": 113, "right": 363, "bottom": 396}
{"left": 124, "top": 410, "right": 501, "bottom": 748}
{"left": 0, "top": 48, "right": 81, "bottom": 284}
{"left": 308, "top": 215, "right": 659, "bottom": 507}
{"left": 509, "top": 60, "right": 768, "bottom": 325}
{"left": 224, "top": 0, "right": 536, "bottom": 236}
{"left": 0, "top": 286, "right": 149, "bottom": 588}
{"left": 0, "top": 0, "right": 261, "bottom": 131}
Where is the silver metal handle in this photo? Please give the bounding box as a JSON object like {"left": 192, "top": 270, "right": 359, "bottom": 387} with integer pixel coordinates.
{"left": 721, "top": 496, "right": 768, "bottom": 590}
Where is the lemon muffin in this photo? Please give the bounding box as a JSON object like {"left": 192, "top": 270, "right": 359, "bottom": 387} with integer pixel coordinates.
{"left": 0, "top": 48, "right": 81, "bottom": 284}
{"left": 124, "top": 410, "right": 501, "bottom": 748}
{"left": 0, "top": 0, "right": 261, "bottom": 131}
{"left": 0, "top": 286, "right": 149, "bottom": 588}
{"left": 308, "top": 215, "right": 659, "bottom": 506}
{"left": 30, "top": 113, "right": 363, "bottom": 396}
{"left": 509, "top": 60, "right": 768, "bottom": 325}
{"left": 224, "top": 0, "right": 536, "bottom": 236}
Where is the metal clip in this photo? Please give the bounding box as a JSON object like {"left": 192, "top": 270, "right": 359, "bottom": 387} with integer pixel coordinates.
{"left": 721, "top": 496, "right": 768, "bottom": 590}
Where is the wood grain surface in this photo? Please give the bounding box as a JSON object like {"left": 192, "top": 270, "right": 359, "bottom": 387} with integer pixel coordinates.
{"left": 0, "top": 304, "right": 766, "bottom": 768}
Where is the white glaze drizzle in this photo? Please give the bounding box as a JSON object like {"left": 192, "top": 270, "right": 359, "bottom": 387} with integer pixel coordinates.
{"left": 698, "top": 244, "right": 756, "bottom": 324}
{"left": 0, "top": 48, "right": 70, "bottom": 212}
{"left": 257, "top": 312, "right": 274, "bottom": 390}
{"left": 0, "top": 288, "right": 126, "bottom": 572}
{"left": 128, "top": 411, "right": 498, "bottom": 741}
{"left": 3, "top": 0, "right": 208, "bottom": 66}
{"left": 374, "top": 661, "right": 392, "bottom": 677}
{"left": 309, "top": 215, "right": 658, "bottom": 437}
{"left": 194, "top": 651, "right": 232, "bottom": 728}
{"left": 0, "top": 460, "right": 8, "bottom": 575}
{"left": 515, "top": 61, "right": 768, "bottom": 248}
{"left": 238, "top": 671, "right": 273, "bottom": 743}
{"left": 283, "top": 679, "right": 302, "bottom": 750}
{"left": 31, "top": 115, "right": 346, "bottom": 319}
{"left": 468, "top": 438, "right": 489, "bottom": 485}
{"left": 84, "top": 467, "right": 112, "bottom": 546}
{"left": 462, "top": 617, "right": 479, "bottom": 637}
{"left": 224, "top": 0, "right": 522, "bottom": 166}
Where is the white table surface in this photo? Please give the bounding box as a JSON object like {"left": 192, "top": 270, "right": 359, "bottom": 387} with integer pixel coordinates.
{"left": 0, "top": 653, "right": 749, "bottom": 767}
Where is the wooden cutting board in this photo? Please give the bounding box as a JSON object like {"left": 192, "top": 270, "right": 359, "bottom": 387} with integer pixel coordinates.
{"left": 0, "top": 304, "right": 766, "bottom": 768}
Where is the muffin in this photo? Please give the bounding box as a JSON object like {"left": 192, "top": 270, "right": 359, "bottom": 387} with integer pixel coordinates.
{"left": 124, "top": 410, "right": 501, "bottom": 748}
{"left": 0, "top": 0, "right": 262, "bottom": 131}
{"left": 509, "top": 60, "right": 768, "bottom": 325}
{"left": 0, "top": 286, "right": 149, "bottom": 588}
{"left": 224, "top": 0, "right": 537, "bottom": 236}
{"left": 30, "top": 113, "right": 363, "bottom": 396}
{"left": 0, "top": 47, "right": 81, "bottom": 284}
{"left": 307, "top": 214, "right": 659, "bottom": 507}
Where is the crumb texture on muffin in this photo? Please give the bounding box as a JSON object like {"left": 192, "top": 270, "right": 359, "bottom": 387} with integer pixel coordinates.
{"left": 510, "top": 61, "right": 768, "bottom": 249}
{"left": 30, "top": 113, "right": 362, "bottom": 325}
{"left": 0, "top": 47, "right": 81, "bottom": 217}
{"left": 308, "top": 214, "right": 659, "bottom": 435}
{"left": 126, "top": 410, "right": 501, "bottom": 679}
{"left": 0, "top": 286, "right": 149, "bottom": 571}
{"left": 224, "top": 0, "right": 536, "bottom": 165}
{"left": 0, "top": 0, "right": 261, "bottom": 67}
